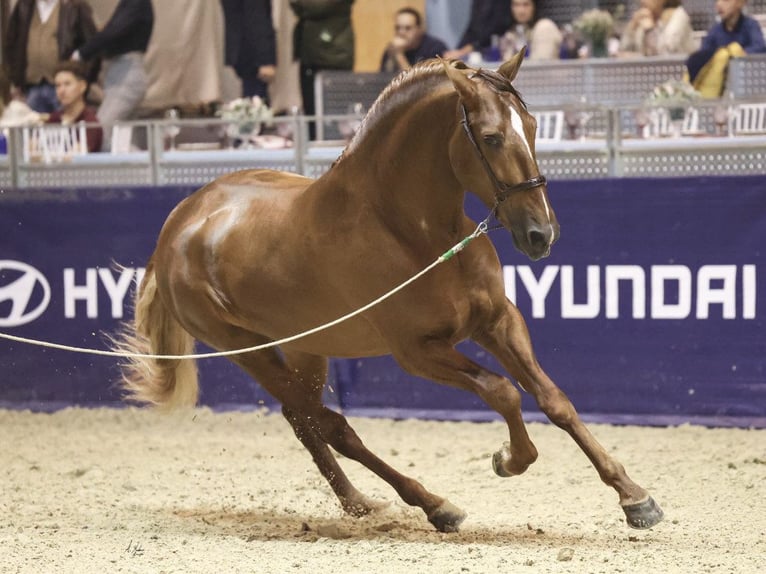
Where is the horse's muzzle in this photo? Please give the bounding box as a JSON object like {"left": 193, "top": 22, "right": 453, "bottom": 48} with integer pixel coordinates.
{"left": 517, "top": 221, "right": 559, "bottom": 261}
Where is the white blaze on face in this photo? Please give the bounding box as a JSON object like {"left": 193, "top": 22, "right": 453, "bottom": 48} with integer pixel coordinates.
{"left": 538, "top": 188, "right": 552, "bottom": 229}
{"left": 509, "top": 105, "right": 533, "bottom": 160}
{"left": 509, "top": 104, "right": 553, "bottom": 240}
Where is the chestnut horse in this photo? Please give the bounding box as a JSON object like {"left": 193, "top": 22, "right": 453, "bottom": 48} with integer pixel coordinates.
{"left": 117, "top": 54, "right": 663, "bottom": 532}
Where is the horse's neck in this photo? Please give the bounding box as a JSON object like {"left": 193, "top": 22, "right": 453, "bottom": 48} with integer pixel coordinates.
{"left": 339, "top": 91, "right": 465, "bottom": 230}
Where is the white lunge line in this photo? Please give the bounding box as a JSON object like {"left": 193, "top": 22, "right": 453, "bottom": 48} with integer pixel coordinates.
{"left": 0, "top": 221, "right": 490, "bottom": 361}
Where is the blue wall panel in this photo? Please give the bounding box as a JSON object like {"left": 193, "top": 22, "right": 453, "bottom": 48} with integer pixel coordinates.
{"left": 1, "top": 178, "right": 764, "bottom": 426}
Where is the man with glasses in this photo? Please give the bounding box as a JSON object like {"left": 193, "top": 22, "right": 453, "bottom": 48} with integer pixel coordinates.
{"left": 380, "top": 7, "right": 448, "bottom": 72}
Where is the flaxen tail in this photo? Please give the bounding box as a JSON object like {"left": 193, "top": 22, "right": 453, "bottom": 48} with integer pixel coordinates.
{"left": 112, "top": 262, "right": 199, "bottom": 410}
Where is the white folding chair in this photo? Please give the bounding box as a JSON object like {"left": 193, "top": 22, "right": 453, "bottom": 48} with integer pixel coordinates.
{"left": 111, "top": 124, "right": 133, "bottom": 154}
{"left": 643, "top": 109, "right": 667, "bottom": 138}
{"left": 730, "top": 103, "right": 766, "bottom": 135}
{"left": 684, "top": 108, "right": 699, "bottom": 134}
{"left": 643, "top": 107, "right": 699, "bottom": 138}
{"left": 533, "top": 110, "right": 564, "bottom": 142}
{"left": 22, "top": 124, "right": 88, "bottom": 164}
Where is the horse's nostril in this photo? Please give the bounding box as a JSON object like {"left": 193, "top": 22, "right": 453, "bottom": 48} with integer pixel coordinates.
{"left": 528, "top": 229, "right": 547, "bottom": 247}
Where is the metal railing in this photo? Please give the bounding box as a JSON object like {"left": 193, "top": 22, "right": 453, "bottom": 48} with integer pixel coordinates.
{"left": 2, "top": 99, "right": 766, "bottom": 189}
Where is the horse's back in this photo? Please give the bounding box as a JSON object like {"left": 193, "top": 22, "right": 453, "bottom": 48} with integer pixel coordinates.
{"left": 152, "top": 168, "right": 313, "bottom": 290}
{"left": 190, "top": 168, "right": 311, "bottom": 213}
{"left": 159, "top": 168, "right": 309, "bottom": 241}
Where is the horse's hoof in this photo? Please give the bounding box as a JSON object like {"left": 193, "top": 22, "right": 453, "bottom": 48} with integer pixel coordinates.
{"left": 492, "top": 442, "right": 528, "bottom": 477}
{"left": 492, "top": 446, "right": 513, "bottom": 477}
{"left": 622, "top": 496, "right": 664, "bottom": 530}
{"left": 427, "top": 500, "right": 467, "bottom": 533}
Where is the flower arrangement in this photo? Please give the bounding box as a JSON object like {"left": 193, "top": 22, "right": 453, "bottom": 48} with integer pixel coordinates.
{"left": 645, "top": 79, "right": 700, "bottom": 106}
{"left": 645, "top": 79, "right": 700, "bottom": 119}
{"left": 574, "top": 9, "right": 614, "bottom": 50}
{"left": 217, "top": 96, "right": 273, "bottom": 139}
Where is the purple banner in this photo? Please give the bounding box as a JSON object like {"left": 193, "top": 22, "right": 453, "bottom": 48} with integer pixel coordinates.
{"left": 338, "top": 177, "right": 766, "bottom": 426}
{"left": 1, "top": 178, "right": 764, "bottom": 426}
{"left": 0, "top": 187, "right": 278, "bottom": 410}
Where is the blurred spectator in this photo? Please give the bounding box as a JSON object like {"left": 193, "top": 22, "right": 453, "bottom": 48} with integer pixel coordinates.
{"left": 500, "top": 0, "right": 562, "bottom": 61}
{"left": 142, "top": 1, "right": 226, "bottom": 112}
{"left": 0, "top": 69, "right": 8, "bottom": 116}
{"left": 4, "top": 0, "right": 98, "bottom": 113}
{"left": 0, "top": 69, "right": 42, "bottom": 127}
{"left": 619, "top": 0, "right": 696, "bottom": 56}
{"left": 46, "top": 60, "right": 102, "bottom": 152}
{"left": 425, "top": 0, "right": 472, "bottom": 52}
{"left": 221, "top": 0, "right": 277, "bottom": 102}
{"left": 73, "top": 0, "right": 153, "bottom": 149}
{"left": 381, "top": 7, "right": 448, "bottom": 72}
{"left": 290, "top": 0, "right": 354, "bottom": 126}
{"left": 558, "top": 23, "right": 583, "bottom": 59}
{"left": 445, "top": 0, "right": 509, "bottom": 60}
{"left": 700, "top": 0, "right": 765, "bottom": 54}
{"left": 686, "top": 0, "right": 766, "bottom": 97}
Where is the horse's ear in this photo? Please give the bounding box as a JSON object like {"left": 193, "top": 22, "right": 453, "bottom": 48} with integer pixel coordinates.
{"left": 442, "top": 59, "right": 478, "bottom": 105}
{"left": 497, "top": 49, "right": 526, "bottom": 82}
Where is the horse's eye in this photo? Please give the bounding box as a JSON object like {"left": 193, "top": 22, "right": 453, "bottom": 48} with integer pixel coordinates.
{"left": 482, "top": 134, "right": 503, "bottom": 147}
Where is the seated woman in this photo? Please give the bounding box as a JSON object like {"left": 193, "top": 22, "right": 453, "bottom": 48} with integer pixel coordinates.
{"left": 500, "top": 0, "right": 562, "bottom": 61}
{"left": 619, "top": 0, "right": 696, "bottom": 57}
{"left": 46, "top": 61, "right": 102, "bottom": 152}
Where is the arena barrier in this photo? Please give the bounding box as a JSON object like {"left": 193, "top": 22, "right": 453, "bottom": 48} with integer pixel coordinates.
{"left": 1, "top": 177, "right": 764, "bottom": 427}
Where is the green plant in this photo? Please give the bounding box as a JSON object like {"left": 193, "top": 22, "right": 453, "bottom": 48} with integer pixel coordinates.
{"left": 574, "top": 9, "right": 614, "bottom": 45}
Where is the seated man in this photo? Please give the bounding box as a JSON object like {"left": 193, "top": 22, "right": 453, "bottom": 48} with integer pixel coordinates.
{"left": 46, "top": 61, "right": 102, "bottom": 152}
{"left": 686, "top": 0, "right": 766, "bottom": 97}
{"left": 381, "top": 7, "right": 448, "bottom": 72}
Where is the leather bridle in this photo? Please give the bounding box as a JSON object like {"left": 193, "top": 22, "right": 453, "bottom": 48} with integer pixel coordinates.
{"left": 460, "top": 104, "right": 547, "bottom": 207}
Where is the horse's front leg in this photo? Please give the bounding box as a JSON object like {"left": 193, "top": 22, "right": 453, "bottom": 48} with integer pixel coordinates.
{"left": 476, "top": 299, "right": 664, "bottom": 530}
{"left": 392, "top": 341, "right": 539, "bottom": 478}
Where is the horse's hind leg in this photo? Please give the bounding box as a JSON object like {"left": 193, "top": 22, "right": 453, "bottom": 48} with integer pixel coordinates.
{"left": 290, "top": 404, "right": 466, "bottom": 532}
{"left": 282, "top": 407, "right": 387, "bottom": 516}
{"left": 280, "top": 351, "right": 387, "bottom": 517}
{"left": 233, "top": 347, "right": 465, "bottom": 532}
{"left": 476, "top": 300, "right": 664, "bottom": 530}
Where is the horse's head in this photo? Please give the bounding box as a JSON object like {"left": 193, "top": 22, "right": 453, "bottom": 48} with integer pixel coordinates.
{"left": 444, "top": 53, "right": 560, "bottom": 261}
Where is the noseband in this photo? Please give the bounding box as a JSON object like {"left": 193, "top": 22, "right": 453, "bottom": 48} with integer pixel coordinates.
{"left": 460, "top": 104, "right": 546, "bottom": 206}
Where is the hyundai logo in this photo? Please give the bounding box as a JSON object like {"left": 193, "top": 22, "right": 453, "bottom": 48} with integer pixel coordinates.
{"left": 0, "top": 260, "right": 51, "bottom": 327}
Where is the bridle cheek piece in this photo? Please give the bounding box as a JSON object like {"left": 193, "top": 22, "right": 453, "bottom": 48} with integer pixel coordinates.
{"left": 460, "top": 104, "right": 547, "bottom": 207}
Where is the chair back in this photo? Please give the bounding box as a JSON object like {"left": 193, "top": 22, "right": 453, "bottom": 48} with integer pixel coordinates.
{"left": 22, "top": 124, "right": 88, "bottom": 164}
{"left": 730, "top": 103, "right": 766, "bottom": 135}
{"left": 111, "top": 124, "right": 133, "bottom": 154}
{"left": 533, "top": 111, "right": 564, "bottom": 142}
{"left": 643, "top": 107, "right": 699, "bottom": 138}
